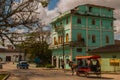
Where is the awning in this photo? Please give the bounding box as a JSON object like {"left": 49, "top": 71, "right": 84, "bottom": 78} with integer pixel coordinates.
{"left": 76, "top": 55, "right": 101, "bottom": 59}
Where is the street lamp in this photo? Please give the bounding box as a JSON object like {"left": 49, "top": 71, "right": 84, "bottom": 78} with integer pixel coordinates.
{"left": 62, "top": 27, "right": 65, "bottom": 68}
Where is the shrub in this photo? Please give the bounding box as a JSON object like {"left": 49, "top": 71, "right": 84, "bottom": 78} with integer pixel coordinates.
{"left": 46, "top": 64, "right": 55, "bottom": 68}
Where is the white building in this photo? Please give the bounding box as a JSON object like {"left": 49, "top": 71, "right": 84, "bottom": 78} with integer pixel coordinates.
{"left": 0, "top": 46, "right": 24, "bottom": 63}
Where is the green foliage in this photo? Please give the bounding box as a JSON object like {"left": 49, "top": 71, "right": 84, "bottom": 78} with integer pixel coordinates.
{"left": 19, "top": 32, "right": 52, "bottom": 66}
{"left": 0, "top": 74, "right": 8, "bottom": 80}
{"left": 41, "top": 0, "right": 49, "bottom": 7}
{"left": 46, "top": 64, "right": 55, "bottom": 68}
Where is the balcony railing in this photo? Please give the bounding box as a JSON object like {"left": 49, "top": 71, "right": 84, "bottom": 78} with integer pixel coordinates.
{"left": 54, "top": 26, "right": 64, "bottom": 32}
{"left": 69, "top": 41, "right": 86, "bottom": 47}
{"left": 50, "top": 40, "right": 86, "bottom": 49}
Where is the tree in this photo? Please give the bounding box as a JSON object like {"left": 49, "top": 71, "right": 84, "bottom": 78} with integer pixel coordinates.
{"left": 0, "top": 0, "right": 48, "bottom": 46}
{"left": 19, "top": 23, "right": 52, "bottom": 66}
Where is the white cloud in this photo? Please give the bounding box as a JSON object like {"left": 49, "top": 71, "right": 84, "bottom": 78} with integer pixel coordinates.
{"left": 14, "top": 28, "right": 26, "bottom": 33}
{"left": 42, "top": 8, "right": 59, "bottom": 24}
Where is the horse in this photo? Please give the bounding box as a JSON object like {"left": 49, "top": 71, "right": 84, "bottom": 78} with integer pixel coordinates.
{"left": 69, "top": 61, "right": 77, "bottom": 75}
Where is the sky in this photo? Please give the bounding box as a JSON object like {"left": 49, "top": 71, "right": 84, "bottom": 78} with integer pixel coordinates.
{"left": 48, "top": 0, "right": 59, "bottom": 10}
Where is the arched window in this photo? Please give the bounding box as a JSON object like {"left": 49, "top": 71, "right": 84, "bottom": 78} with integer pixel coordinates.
{"left": 59, "top": 36, "right": 61, "bottom": 44}
{"left": 54, "top": 37, "right": 56, "bottom": 45}
{"left": 77, "top": 33, "right": 82, "bottom": 41}
{"left": 106, "top": 36, "right": 109, "bottom": 43}
{"left": 92, "top": 35, "right": 96, "bottom": 43}
{"left": 61, "top": 36, "right": 63, "bottom": 44}
{"left": 54, "top": 37, "right": 58, "bottom": 45}
{"left": 58, "top": 36, "right": 60, "bottom": 44}
{"left": 66, "top": 33, "right": 69, "bottom": 43}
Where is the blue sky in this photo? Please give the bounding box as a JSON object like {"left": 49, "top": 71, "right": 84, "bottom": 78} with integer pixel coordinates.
{"left": 48, "top": 0, "right": 59, "bottom": 10}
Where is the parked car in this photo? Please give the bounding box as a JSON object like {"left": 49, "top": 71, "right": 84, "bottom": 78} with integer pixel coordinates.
{"left": 17, "top": 61, "right": 29, "bottom": 69}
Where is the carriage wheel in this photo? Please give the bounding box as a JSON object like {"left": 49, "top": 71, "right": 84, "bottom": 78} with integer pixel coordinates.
{"left": 85, "top": 72, "right": 88, "bottom": 77}
{"left": 96, "top": 72, "right": 101, "bottom": 78}
{"left": 96, "top": 67, "right": 101, "bottom": 78}
{"left": 76, "top": 71, "right": 80, "bottom": 76}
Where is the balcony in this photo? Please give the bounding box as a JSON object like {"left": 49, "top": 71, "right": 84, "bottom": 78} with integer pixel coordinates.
{"left": 69, "top": 41, "right": 86, "bottom": 47}
{"left": 50, "top": 40, "right": 86, "bottom": 49}
{"left": 54, "top": 26, "right": 64, "bottom": 33}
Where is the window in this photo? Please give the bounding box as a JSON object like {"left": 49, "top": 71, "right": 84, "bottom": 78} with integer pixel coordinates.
{"left": 58, "top": 36, "right": 60, "bottom": 44}
{"left": 54, "top": 37, "right": 57, "bottom": 45}
{"left": 92, "top": 19, "right": 95, "bottom": 25}
{"left": 89, "top": 7, "right": 92, "bottom": 12}
{"left": 54, "top": 24, "right": 56, "bottom": 28}
{"left": 112, "top": 55, "right": 116, "bottom": 58}
{"left": 77, "top": 18, "right": 81, "bottom": 24}
{"left": 60, "top": 21, "right": 62, "bottom": 25}
{"left": 108, "top": 9, "right": 111, "bottom": 12}
{"left": 75, "top": 6, "right": 79, "bottom": 10}
{"left": 76, "top": 48, "right": 82, "bottom": 52}
{"left": 92, "top": 35, "right": 96, "bottom": 43}
{"left": 88, "top": 49, "right": 91, "bottom": 51}
{"left": 77, "top": 33, "right": 82, "bottom": 41}
{"left": 106, "top": 36, "right": 109, "bottom": 43}
{"left": 66, "top": 17, "right": 69, "bottom": 24}
{"left": 66, "top": 33, "right": 69, "bottom": 43}
{"left": 66, "top": 59, "right": 70, "bottom": 64}
{"left": 61, "top": 36, "right": 63, "bottom": 44}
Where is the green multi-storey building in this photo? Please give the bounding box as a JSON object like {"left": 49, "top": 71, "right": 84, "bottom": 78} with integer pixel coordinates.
{"left": 51, "top": 4, "right": 115, "bottom": 69}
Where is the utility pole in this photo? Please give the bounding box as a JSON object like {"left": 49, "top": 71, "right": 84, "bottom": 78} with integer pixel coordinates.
{"left": 62, "top": 27, "right": 65, "bottom": 72}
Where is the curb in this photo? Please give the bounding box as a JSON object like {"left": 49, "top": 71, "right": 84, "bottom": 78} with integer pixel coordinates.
{"left": 42, "top": 68, "right": 71, "bottom": 71}
{"left": 42, "top": 68, "right": 60, "bottom": 70}
{"left": 101, "top": 72, "right": 120, "bottom": 74}
{"left": 2, "top": 73, "right": 10, "bottom": 80}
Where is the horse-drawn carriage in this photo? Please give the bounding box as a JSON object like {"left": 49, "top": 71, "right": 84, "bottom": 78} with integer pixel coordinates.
{"left": 75, "top": 55, "right": 101, "bottom": 77}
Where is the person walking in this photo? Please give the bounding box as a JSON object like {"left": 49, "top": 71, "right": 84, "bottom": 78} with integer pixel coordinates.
{"left": 61, "top": 60, "right": 65, "bottom": 70}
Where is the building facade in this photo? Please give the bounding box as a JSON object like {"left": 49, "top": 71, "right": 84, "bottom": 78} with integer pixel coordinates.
{"left": 51, "top": 4, "right": 115, "bottom": 69}
{"left": 0, "top": 48, "right": 25, "bottom": 63}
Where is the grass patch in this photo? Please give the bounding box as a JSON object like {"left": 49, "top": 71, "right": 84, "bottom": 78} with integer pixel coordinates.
{"left": 0, "top": 74, "right": 8, "bottom": 80}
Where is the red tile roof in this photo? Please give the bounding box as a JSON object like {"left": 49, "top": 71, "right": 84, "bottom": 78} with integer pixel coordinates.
{"left": 88, "top": 45, "right": 120, "bottom": 53}
{"left": 0, "top": 48, "right": 19, "bottom": 53}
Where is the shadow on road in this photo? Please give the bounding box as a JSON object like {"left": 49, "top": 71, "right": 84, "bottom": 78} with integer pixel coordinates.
{"left": 87, "top": 76, "right": 114, "bottom": 79}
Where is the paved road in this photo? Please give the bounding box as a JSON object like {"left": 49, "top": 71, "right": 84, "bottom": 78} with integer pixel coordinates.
{"left": 0, "top": 62, "right": 119, "bottom": 80}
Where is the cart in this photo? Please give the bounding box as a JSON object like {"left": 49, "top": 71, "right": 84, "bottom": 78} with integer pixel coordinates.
{"left": 76, "top": 55, "right": 101, "bottom": 77}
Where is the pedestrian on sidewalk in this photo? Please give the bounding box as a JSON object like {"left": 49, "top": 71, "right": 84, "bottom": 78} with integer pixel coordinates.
{"left": 61, "top": 60, "right": 64, "bottom": 70}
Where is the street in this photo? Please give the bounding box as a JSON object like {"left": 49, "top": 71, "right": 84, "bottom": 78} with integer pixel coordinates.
{"left": 0, "top": 62, "right": 119, "bottom": 80}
